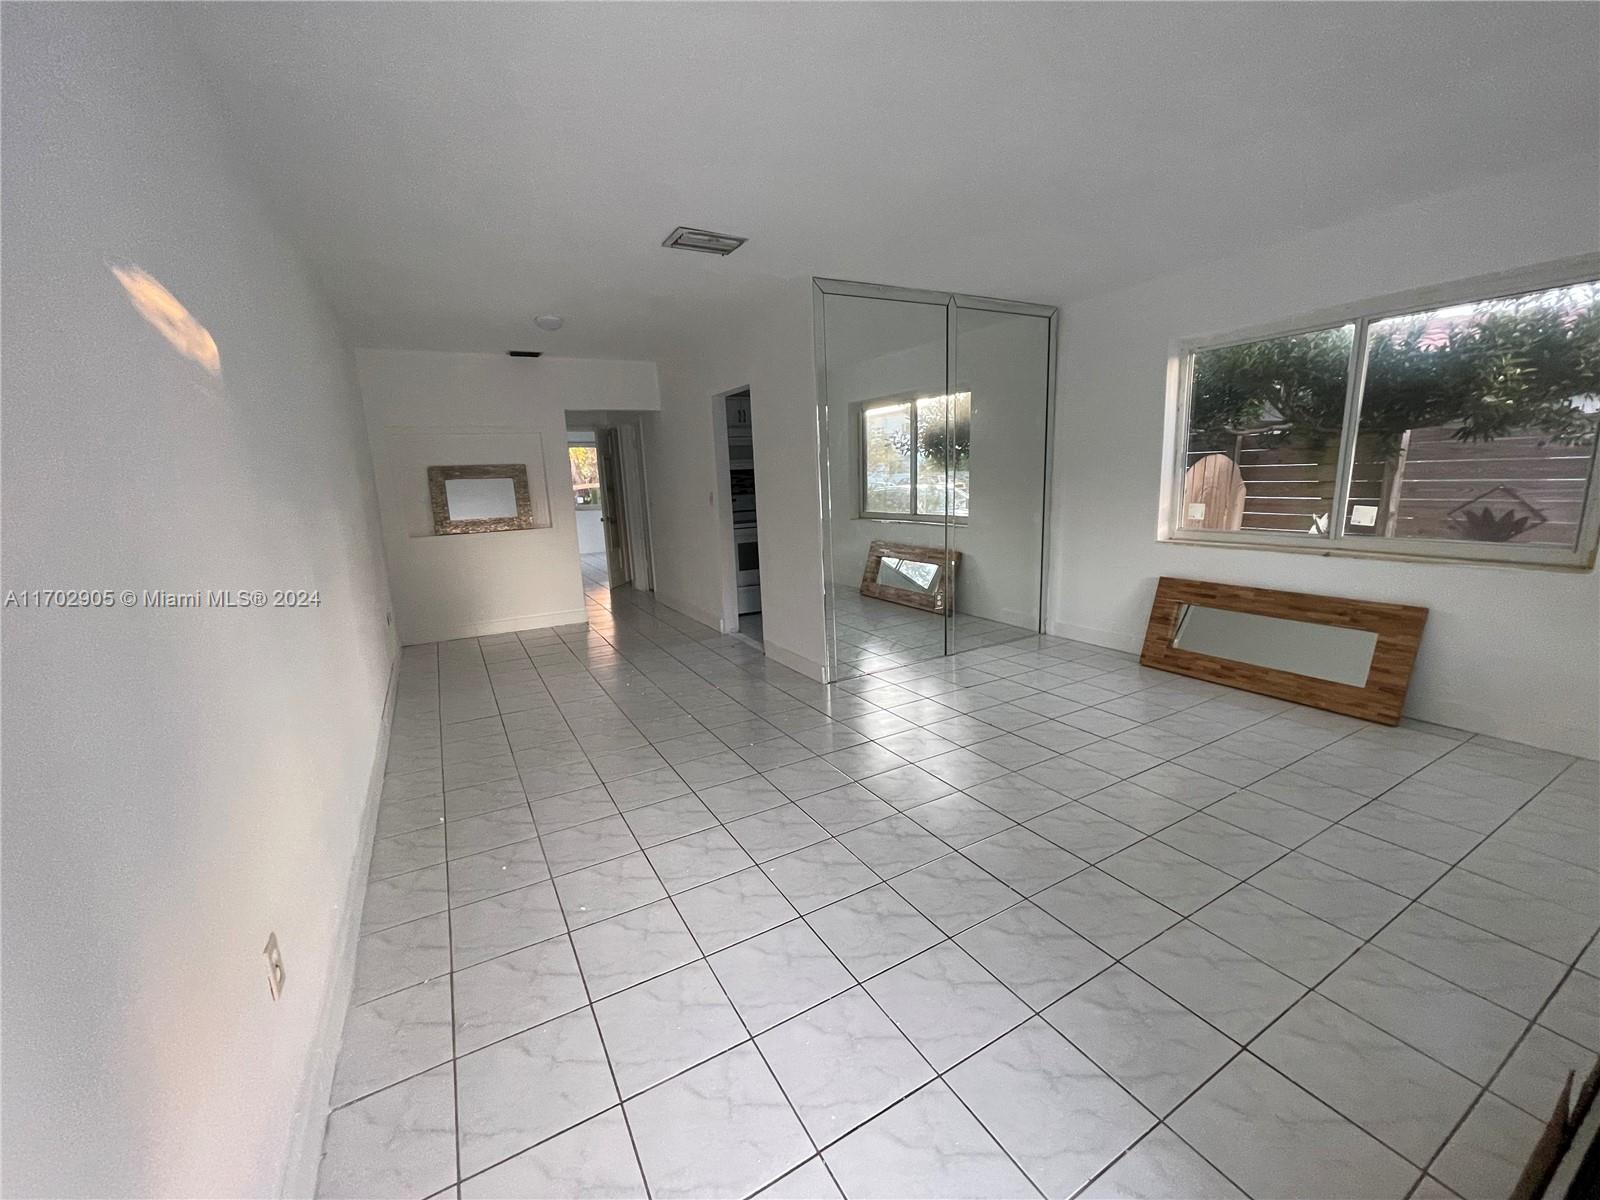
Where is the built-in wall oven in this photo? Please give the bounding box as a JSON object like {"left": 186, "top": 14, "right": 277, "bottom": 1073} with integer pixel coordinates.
{"left": 730, "top": 467, "right": 756, "bottom": 524}
{"left": 734, "top": 524, "right": 761, "bottom": 613}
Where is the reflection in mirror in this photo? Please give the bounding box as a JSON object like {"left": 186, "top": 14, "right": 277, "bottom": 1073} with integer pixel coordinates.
{"left": 1171, "top": 603, "right": 1378, "bottom": 687}
{"left": 444, "top": 476, "right": 518, "bottom": 521}
{"left": 945, "top": 305, "right": 1051, "bottom": 654}
{"left": 878, "top": 555, "right": 940, "bottom": 593}
{"left": 818, "top": 284, "right": 1055, "bottom": 674}
{"left": 859, "top": 540, "right": 960, "bottom": 613}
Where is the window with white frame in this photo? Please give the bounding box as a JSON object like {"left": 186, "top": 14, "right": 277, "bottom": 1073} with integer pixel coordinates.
{"left": 1169, "top": 270, "right": 1600, "bottom": 567}
{"left": 859, "top": 393, "right": 972, "bottom": 520}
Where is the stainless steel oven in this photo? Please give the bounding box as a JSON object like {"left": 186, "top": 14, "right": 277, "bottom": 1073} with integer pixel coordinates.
{"left": 734, "top": 524, "right": 761, "bottom": 613}
{"left": 730, "top": 467, "right": 756, "bottom": 524}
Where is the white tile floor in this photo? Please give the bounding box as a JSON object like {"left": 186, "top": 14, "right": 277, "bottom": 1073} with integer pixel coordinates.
{"left": 832, "top": 586, "right": 1039, "bottom": 676}
{"left": 580, "top": 552, "right": 611, "bottom": 606}
{"left": 319, "top": 583, "right": 1598, "bottom": 1200}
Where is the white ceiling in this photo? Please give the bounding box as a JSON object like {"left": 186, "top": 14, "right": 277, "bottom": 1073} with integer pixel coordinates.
{"left": 178, "top": 2, "right": 1599, "bottom": 360}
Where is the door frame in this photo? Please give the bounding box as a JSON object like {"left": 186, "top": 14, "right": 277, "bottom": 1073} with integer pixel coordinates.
{"left": 811, "top": 277, "right": 1060, "bottom": 680}
{"left": 566, "top": 412, "right": 656, "bottom": 598}
{"left": 616, "top": 422, "right": 654, "bottom": 593}
{"left": 596, "top": 427, "right": 631, "bottom": 587}
{"left": 709, "top": 386, "right": 749, "bottom": 634}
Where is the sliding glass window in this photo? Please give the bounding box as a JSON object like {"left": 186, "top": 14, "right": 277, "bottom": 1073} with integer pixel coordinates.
{"left": 858, "top": 393, "right": 971, "bottom": 521}
{"left": 1169, "top": 269, "right": 1600, "bottom": 567}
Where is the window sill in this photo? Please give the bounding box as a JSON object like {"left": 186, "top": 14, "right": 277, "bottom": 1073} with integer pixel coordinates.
{"left": 1160, "top": 531, "right": 1596, "bottom": 572}
{"left": 856, "top": 515, "right": 970, "bottom": 527}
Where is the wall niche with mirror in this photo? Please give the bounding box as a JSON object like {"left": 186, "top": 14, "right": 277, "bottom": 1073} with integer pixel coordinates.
{"left": 427, "top": 463, "right": 544, "bottom": 535}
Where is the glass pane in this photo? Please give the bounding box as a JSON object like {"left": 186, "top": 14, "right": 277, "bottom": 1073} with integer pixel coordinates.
{"left": 915, "top": 393, "right": 971, "bottom": 517}
{"left": 1171, "top": 604, "right": 1378, "bottom": 687}
{"left": 862, "top": 401, "right": 913, "bottom": 514}
{"left": 1347, "top": 281, "right": 1600, "bottom": 548}
{"left": 946, "top": 306, "right": 1051, "bottom": 658}
{"left": 569, "top": 445, "right": 600, "bottom": 508}
{"left": 444, "top": 476, "right": 517, "bottom": 520}
{"left": 877, "top": 554, "right": 941, "bottom": 592}
{"left": 1184, "top": 325, "right": 1354, "bottom": 536}
{"left": 821, "top": 291, "right": 947, "bottom": 678}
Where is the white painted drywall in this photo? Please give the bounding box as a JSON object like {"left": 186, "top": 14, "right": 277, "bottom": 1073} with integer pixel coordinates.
{"left": 1049, "top": 156, "right": 1600, "bottom": 755}
{"left": 354, "top": 350, "right": 658, "bottom": 644}
{"left": 1, "top": 5, "right": 394, "bottom": 1195}
{"left": 646, "top": 283, "right": 828, "bottom": 676}
{"left": 576, "top": 508, "right": 606, "bottom": 554}
{"left": 822, "top": 301, "right": 1051, "bottom": 630}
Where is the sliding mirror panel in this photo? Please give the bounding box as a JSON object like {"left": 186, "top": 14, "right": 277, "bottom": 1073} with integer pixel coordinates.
{"left": 944, "top": 302, "right": 1052, "bottom": 657}
{"left": 819, "top": 289, "right": 950, "bottom": 677}
{"left": 816, "top": 281, "right": 1057, "bottom": 679}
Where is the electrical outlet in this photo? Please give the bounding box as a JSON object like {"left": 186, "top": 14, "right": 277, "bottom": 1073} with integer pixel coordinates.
{"left": 263, "top": 932, "right": 285, "bottom": 1001}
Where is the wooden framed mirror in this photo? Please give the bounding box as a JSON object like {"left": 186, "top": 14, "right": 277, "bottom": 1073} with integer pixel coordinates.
{"left": 1139, "top": 576, "right": 1427, "bottom": 724}
{"left": 427, "top": 464, "right": 539, "bottom": 535}
{"left": 860, "top": 540, "right": 962, "bottom": 614}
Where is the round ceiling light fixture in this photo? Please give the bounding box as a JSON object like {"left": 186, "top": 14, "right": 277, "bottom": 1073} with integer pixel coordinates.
{"left": 534, "top": 314, "right": 565, "bottom": 332}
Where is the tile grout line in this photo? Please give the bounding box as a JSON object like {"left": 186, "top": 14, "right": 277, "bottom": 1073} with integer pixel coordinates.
{"left": 341, "top": 597, "right": 1594, "bottom": 1200}
{"left": 486, "top": 628, "right": 658, "bottom": 1200}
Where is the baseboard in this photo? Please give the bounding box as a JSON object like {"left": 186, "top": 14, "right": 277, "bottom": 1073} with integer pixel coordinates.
{"left": 278, "top": 654, "right": 400, "bottom": 1198}
{"left": 764, "top": 639, "right": 828, "bottom": 682}
{"left": 1046, "top": 618, "right": 1143, "bottom": 655}
{"left": 1046, "top": 619, "right": 1596, "bottom": 757}
{"left": 658, "top": 593, "right": 728, "bottom": 635}
{"left": 401, "top": 607, "right": 589, "bottom": 645}
{"left": 1408, "top": 697, "right": 1597, "bottom": 759}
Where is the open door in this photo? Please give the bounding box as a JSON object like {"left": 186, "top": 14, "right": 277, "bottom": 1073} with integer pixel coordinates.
{"left": 598, "top": 427, "right": 632, "bottom": 587}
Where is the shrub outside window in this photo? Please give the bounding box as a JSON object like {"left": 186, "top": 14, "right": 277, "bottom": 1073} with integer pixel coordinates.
{"left": 1171, "top": 269, "right": 1600, "bottom": 567}
{"left": 860, "top": 393, "right": 971, "bottom": 520}
{"left": 569, "top": 445, "right": 600, "bottom": 508}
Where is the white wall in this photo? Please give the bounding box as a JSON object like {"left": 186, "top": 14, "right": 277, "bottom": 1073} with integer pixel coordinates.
{"left": 355, "top": 350, "right": 658, "bottom": 643}
{"left": 575, "top": 507, "right": 606, "bottom": 554}
{"left": 1050, "top": 156, "right": 1600, "bottom": 755}
{"left": 646, "top": 282, "right": 828, "bottom": 675}
{"left": 2, "top": 6, "right": 394, "bottom": 1196}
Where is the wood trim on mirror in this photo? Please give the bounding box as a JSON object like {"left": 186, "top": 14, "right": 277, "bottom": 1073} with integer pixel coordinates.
{"left": 427, "top": 463, "right": 538, "bottom": 535}
{"left": 860, "top": 540, "right": 963, "bottom": 614}
{"left": 1139, "top": 576, "right": 1428, "bottom": 725}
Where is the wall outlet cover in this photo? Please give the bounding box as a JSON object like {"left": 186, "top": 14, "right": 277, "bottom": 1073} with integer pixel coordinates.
{"left": 263, "top": 932, "right": 285, "bottom": 1001}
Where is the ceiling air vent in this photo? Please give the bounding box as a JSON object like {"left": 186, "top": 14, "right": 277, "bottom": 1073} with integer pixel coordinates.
{"left": 507, "top": 350, "right": 543, "bottom": 358}
{"left": 662, "top": 226, "right": 747, "bottom": 256}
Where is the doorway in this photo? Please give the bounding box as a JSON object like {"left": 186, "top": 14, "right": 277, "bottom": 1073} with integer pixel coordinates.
{"left": 566, "top": 415, "right": 654, "bottom": 608}
{"left": 567, "top": 430, "right": 611, "bottom": 602}
{"left": 719, "top": 389, "right": 763, "bottom": 645}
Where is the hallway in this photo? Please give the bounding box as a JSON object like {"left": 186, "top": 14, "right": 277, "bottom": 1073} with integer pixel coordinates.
{"left": 581, "top": 552, "right": 612, "bottom": 610}
{"left": 326, "top": 597, "right": 1595, "bottom": 1200}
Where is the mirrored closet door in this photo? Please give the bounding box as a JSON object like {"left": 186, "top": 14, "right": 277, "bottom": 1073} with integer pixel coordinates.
{"left": 815, "top": 279, "right": 1056, "bottom": 678}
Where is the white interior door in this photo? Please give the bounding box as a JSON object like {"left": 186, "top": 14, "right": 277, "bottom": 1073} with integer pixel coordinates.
{"left": 598, "top": 427, "right": 631, "bottom": 587}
